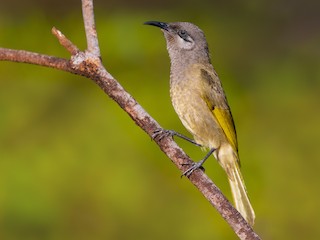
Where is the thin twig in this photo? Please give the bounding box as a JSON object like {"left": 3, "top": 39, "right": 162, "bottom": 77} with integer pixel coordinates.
{"left": 82, "top": 0, "right": 100, "bottom": 56}
{"left": 52, "top": 27, "right": 79, "bottom": 55}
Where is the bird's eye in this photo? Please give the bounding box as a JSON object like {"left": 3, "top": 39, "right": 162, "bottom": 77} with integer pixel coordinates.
{"left": 178, "top": 30, "right": 188, "bottom": 39}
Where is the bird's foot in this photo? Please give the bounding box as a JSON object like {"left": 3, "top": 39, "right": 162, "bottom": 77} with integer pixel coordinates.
{"left": 181, "top": 148, "right": 216, "bottom": 177}
{"left": 152, "top": 128, "right": 201, "bottom": 147}
{"left": 152, "top": 128, "right": 177, "bottom": 141}
{"left": 181, "top": 161, "right": 205, "bottom": 177}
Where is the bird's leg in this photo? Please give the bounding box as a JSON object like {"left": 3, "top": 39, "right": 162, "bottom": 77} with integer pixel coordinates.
{"left": 152, "top": 128, "right": 202, "bottom": 147}
{"left": 182, "top": 148, "right": 216, "bottom": 177}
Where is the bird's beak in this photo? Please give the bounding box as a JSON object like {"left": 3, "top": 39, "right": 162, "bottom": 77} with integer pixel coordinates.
{"left": 144, "top": 21, "right": 169, "bottom": 31}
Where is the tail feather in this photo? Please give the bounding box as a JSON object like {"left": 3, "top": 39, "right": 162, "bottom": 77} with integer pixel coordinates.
{"left": 216, "top": 145, "right": 255, "bottom": 226}
{"left": 228, "top": 163, "right": 255, "bottom": 226}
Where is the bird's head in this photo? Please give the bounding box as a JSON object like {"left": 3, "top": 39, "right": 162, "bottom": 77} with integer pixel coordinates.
{"left": 144, "top": 21, "right": 210, "bottom": 63}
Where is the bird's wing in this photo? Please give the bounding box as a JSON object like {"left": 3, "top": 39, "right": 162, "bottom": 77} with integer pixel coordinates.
{"left": 199, "top": 66, "right": 238, "bottom": 153}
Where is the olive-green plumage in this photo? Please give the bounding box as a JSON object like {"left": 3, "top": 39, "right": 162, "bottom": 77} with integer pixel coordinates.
{"left": 145, "top": 21, "right": 255, "bottom": 226}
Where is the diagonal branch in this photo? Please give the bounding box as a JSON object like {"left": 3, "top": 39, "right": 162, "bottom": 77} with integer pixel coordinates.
{"left": 0, "top": 0, "right": 261, "bottom": 239}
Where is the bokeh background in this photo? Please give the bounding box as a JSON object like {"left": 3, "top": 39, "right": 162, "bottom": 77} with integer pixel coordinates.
{"left": 1, "top": 0, "right": 320, "bottom": 239}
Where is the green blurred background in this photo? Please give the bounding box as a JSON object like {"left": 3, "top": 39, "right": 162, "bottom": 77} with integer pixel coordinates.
{"left": 0, "top": 0, "right": 320, "bottom": 239}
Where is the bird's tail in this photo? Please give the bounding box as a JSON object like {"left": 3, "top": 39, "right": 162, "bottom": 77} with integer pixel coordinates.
{"left": 216, "top": 146, "right": 255, "bottom": 226}
{"left": 228, "top": 160, "right": 255, "bottom": 226}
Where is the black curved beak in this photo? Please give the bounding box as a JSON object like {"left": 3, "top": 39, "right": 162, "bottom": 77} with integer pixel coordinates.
{"left": 144, "top": 21, "right": 169, "bottom": 31}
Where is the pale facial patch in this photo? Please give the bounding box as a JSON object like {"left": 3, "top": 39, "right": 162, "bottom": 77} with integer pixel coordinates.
{"left": 176, "top": 35, "right": 194, "bottom": 50}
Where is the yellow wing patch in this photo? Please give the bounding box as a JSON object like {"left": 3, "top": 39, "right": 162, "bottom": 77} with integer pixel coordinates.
{"left": 212, "top": 108, "right": 238, "bottom": 152}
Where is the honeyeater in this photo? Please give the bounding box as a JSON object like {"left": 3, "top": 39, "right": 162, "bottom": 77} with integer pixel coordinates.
{"left": 145, "top": 21, "right": 255, "bottom": 226}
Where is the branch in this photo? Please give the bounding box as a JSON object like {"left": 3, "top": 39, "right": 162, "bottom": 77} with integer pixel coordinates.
{"left": 52, "top": 27, "right": 79, "bottom": 55}
{"left": 82, "top": 0, "right": 100, "bottom": 56}
{"left": 0, "top": 48, "right": 70, "bottom": 71}
{"left": 0, "top": 0, "right": 261, "bottom": 239}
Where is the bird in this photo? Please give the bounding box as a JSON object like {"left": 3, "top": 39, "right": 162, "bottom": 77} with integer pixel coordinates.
{"left": 145, "top": 21, "right": 255, "bottom": 226}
